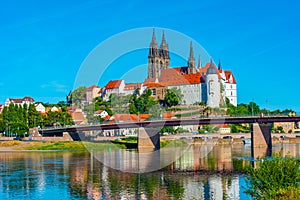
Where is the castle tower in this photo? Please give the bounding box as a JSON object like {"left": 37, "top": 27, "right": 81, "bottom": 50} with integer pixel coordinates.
{"left": 148, "top": 29, "right": 160, "bottom": 78}
{"left": 188, "top": 41, "right": 196, "bottom": 74}
{"left": 206, "top": 60, "right": 220, "bottom": 108}
{"left": 159, "top": 31, "right": 170, "bottom": 71}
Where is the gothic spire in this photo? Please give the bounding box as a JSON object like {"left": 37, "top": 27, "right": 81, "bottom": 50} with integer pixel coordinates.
{"left": 189, "top": 41, "right": 194, "bottom": 59}
{"left": 218, "top": 59, "right": 222, "bottom": 70}
{"left": 150, "top": 28, "right": 158, "bottom": 46}
{"left": 198, "top": 54, "right": 202, "bottom": 68}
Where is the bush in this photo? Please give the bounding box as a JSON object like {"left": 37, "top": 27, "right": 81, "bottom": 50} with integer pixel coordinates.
{"left": 245, "top": 151, "right": 300, "bottom": 199}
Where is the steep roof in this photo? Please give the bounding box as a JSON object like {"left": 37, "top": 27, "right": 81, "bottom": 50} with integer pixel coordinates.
{"left": 159, "top": 67, "right": 204, "bottom": 86}
{"left": 144, "top": 82, "right": 166, "bottom": 88}
{"left": 219, "top": 70, "right": 237, "bottom": 84}
{"left": 105, "top": 80, "right": 122, "bottom": 89}
{"left": 144, "top": 77, "right": 158, "bottom": 84}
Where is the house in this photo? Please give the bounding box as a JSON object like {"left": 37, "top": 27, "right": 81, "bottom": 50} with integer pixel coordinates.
{"left": 0, "top": 104, "right": 4, "bottom": 114}
{"left": 86, "top": 85, "right": 101, "bottom": 103}
{"left": 5, "top": 96, "right": 34, "bottom": 107}
{"left": 217, "top": 124, "right": 231, "bottom": 134}
{"left": 94, "top": 110, "right": 109, "bottom": 119}
{"left": 102, "top": 80, "right": 125, "bottom": 101}
{"left": 143, "top": 82, "right": 166, "bottom": 101}
{"left": 35, "top": 103, "right": 46, "bottom": 113}
{"left": 51, "top": 106, "right": 60, "bottom": 112}
{"left": 67, "top": 107, "right": 86, "bottom": 125}
{"left": 123, "top": 83, "right": 145, "bottom": 96}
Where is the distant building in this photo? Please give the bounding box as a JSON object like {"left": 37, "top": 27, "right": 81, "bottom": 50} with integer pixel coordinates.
{"left": 94, "top": 110, "right": 109, "bottom": 119}
{"left": 67, "top": 107, "right": 86, "bottom": 125}
{"left": 102, "top": 80, "right": 125, "bottom": 101}
{"left": 0, "top": 104, "right": 4, "bottom": 114}
{"left": 35, "top": 103, "right": 46, "bottom": 113}
{"left": 5, "top": 96, "right": 34, "bottom": 107}
{"left": 274, "top": 122, "right": 294, "bottom": 133}
{"left": 217, "top": 124, "right": 231, "bottom": 134}
{"left": 86, "top": 85, "right": 101, "bottom": 103}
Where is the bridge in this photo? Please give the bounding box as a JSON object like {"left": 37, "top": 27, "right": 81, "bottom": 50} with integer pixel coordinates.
{"left": 39, "top": 116, "right": 300, "bottom": 152}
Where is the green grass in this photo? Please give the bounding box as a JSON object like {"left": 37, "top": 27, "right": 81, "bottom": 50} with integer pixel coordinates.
{"left": 20, "top": 141, "right": 125, "bottom": 151}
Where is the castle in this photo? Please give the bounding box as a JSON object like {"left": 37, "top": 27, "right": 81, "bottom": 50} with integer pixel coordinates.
{"left": 96, "top": 30, "right": 237, "bottom": 108}
{"left": 144, "top": 30, "right": 237, "bottom": 107}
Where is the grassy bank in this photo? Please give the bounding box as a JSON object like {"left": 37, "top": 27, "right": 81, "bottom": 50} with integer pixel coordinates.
{"left": 0, "top": 141, "right": 126, "bottom": 151}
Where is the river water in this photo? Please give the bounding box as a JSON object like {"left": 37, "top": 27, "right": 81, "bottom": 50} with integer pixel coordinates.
{"left": 0, "top": 143, "right": 299, "bottom": 200}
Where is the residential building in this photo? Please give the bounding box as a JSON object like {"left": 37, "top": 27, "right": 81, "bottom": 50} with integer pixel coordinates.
{"left": 35, "top": 103, "right": 46, "bottom": 113}
{"left": 86, "top": 85, "right": 101, "bottom": 103}
{"left": 102, "top": 80, "right": 125, "bottom": 101}
{"left": 217, "top": 124, "right": 231, "bottom": 134}
{"left": 0, "top": 104, "right": 4, "bottom": 114}
{"left": 5, "top": 96, "right": 34, "bottom": 107}
{"left": 94, "top": 110, "right": 109, "bottom": 119}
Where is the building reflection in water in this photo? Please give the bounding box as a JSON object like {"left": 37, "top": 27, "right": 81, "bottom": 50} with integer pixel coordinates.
{"left": 0, "top": 143, "right": 299, "bottom": 199}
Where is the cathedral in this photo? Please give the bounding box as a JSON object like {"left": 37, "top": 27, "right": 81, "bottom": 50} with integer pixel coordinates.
{"left": 145, "top": 30, "right": 237, "bottom": 107}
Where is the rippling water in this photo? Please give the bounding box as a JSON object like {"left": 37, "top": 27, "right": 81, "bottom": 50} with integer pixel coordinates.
{"left": 0, "top": 143, "right": 299, "bottom": 199}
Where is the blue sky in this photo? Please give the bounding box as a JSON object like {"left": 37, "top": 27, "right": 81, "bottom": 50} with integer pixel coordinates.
{"left": 0, "top": 0, "right": 299, "bottom": 111}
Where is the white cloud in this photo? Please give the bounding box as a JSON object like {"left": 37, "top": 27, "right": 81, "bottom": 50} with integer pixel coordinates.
{"left": 41, "top": 81, "right": 68, "bottom": 93}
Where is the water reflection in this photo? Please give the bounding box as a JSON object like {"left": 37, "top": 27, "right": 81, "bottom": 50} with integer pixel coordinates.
{"left": 0, "top": 144, "right": 299, "bottom": 199}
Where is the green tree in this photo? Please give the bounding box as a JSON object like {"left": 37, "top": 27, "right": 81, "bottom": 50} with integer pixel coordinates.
{"left": 164, "top": 87, "right": 183, "bottom": 107}
{"left": 71, "top": 86, "right": 87, "bottom": 105}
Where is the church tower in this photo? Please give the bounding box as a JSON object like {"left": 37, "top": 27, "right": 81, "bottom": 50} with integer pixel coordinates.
{"left": 187, "top": 42, "right": 196, "bottom": 74}
{"left": 148, "top": 29, "right": 160, "bottom": 78}
{"left": 159, "top": 31, "right": 170, "bottom": 71}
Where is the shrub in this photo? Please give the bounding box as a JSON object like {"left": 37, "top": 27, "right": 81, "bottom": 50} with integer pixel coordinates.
{"left": 245, "top": 151, "right": 300, "bottom": 199}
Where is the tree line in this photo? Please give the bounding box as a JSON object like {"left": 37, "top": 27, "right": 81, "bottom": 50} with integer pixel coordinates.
{"left": 0, "top": 103, "right": 73, "bottom": 137}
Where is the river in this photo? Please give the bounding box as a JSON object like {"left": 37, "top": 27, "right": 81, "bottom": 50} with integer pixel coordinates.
{"left": 0, "top": 143, "right": 299, "bottom": 199}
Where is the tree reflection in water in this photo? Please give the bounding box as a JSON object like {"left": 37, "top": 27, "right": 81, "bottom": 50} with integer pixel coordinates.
{"left": 0, "top": 144, "right": 299, "bottom": 199}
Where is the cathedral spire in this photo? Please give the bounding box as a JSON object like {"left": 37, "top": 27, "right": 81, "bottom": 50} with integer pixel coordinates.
{"left": 198, "top": 54, "right": 202, "bottom": 68}
{"left": 189, "top": 41, "right": 194, "bottom": 60}
{"left": 218, "top": 59, "right": 222, "bottom": 70}
{"left": 188, "top": 41, "right": 196, "bottom": 74}
{"left": 150, "top": 29, "right": 158, "bottom": 47}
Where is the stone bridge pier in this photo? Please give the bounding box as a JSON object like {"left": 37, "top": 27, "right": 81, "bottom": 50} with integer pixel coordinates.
{"left": 251, "top": 123, "right": 272, "bottom": 159}
{"left": 138, "top": 127, "right": 160, "bottom": 153}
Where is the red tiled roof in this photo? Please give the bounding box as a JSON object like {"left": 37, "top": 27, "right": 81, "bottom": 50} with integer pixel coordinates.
{"left": 105, "top": 80, "right": 122, "bottom": 89}
{"left": 124, "top": 83, "right": 142, "bottom": 90}
{"left": 217, "top": 124, "right": 230, "bottom": 128}
{"left": 87, "top": 85, "right": 99, "bottom": 91}
{"left": 138, "top": 114, "right": 151, "bottom": 120}
{"left": 8, "top": 96, "right": 34, "bottom": 103}
{"left": 144, "top": 77, "right": 157, "bottom": 84}
{"left": 220, "top": 70, "right": 237, "bottom": 84}
{"left": 159, "top": 68, "right": 203, "bottom": 86}
{"left": 112, "top": 114, "right": 139, "bottom": 122}
{"left": 144, "top": 83, "right": 166, "bottom": 88}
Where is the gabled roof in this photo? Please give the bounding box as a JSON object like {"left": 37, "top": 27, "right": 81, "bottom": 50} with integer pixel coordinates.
{"left": 159, "top": 67, "right": 204, "bottom": 86}
{"left": 219, "top": 70, "right": 237, "bottom": 84}
{"left": 105, "top": 80, "right": 122, "bottom": 89}
{"left": 87, "top": 85, "right": 99, "bottom": 91}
